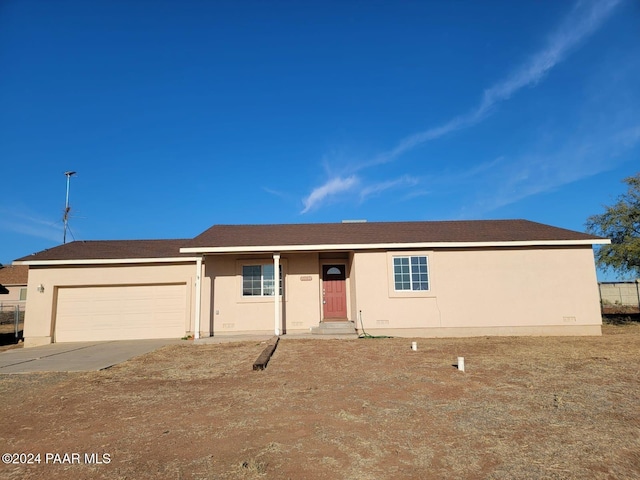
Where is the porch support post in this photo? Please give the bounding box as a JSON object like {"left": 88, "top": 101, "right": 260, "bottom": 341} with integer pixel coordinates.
{"left": 194, "top": 256, "right": 203, "bottom": 340}
{"left": 274, "top": 253, "right": 281, "bottom": 336}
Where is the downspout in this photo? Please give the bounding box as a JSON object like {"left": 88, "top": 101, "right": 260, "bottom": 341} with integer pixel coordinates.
{"left": 194, "top": 256, "right": 203, "bottom": 340}
{"left": 274, "top": 253, "right": 280, "bottom": 336}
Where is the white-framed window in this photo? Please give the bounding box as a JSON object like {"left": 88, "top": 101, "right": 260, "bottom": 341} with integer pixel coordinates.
{"left": 242, "top": 264, "right": 283, "bottom": 296}
{"left": 19, "top": 288, "right": 27, "bottom": 301}
{"left": 393, "top": 256, "right": 429, "bottom": 291}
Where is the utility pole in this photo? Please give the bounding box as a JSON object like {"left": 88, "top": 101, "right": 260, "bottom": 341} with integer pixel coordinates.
{"left": 63, "top": 171, "right": 76, "bottom": 244}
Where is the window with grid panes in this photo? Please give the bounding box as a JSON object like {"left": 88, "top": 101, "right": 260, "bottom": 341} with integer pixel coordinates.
{"left": 242, "top": 264, "right": 283, "bottom": 296}
{"left": 393, "top": 256, "right": 429, "bottom": 291}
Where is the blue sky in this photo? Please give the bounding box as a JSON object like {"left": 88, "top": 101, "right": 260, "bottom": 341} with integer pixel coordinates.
{"left": 1, "top": 0, "right": 639, "bottom": 279}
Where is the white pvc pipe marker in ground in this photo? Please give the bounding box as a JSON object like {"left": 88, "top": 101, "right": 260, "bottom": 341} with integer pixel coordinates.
{"left": 411, "top": 342, "right": 417, "bottom": 351}
{"left": 457, "top": 357, "right": 465, "bottom": 372}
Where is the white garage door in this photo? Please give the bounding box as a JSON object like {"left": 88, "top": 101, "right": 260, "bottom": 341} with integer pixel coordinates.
{"left": 55, "top": 284, "right": 187, "bottom": 342}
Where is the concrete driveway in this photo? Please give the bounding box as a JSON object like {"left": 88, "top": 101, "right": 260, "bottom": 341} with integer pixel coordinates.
{"left": 0, "top": 339, "right": 183, "bottom": 374}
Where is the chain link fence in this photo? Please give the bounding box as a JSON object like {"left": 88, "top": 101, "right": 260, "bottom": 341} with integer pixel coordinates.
{"left": 0, "top": 304, "right": 24, "bottom": 342}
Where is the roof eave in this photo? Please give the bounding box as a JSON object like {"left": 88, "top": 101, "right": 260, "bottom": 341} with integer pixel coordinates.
{"left": 13, "top": 257, "right": 201, "bottom": 266}
{"left": 180, "top": 238, "right": 610, "bottom": 254}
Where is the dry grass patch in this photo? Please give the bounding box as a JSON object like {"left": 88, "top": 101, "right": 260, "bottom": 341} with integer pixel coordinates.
{"left": 0, "top": 326, "right": 639, "bottom": 479}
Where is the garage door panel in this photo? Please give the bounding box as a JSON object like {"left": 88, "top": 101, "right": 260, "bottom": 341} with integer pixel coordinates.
{"left": 55, "top": 284, "right": 187, "bottom": 342}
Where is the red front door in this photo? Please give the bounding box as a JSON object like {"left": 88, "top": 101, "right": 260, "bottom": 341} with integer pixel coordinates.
{"left": 322, "top": 264, "right": 347, "bottom": 320}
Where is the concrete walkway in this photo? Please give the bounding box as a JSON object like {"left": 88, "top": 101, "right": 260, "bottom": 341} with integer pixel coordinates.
{"left": 0, "top": 333, "right": 362, "bottom": 374}
{"left": 193, "top": 332, "right": 359, "bottom": 344}
{"left": 0, "top": 339, "right": 183, "bottom": 374}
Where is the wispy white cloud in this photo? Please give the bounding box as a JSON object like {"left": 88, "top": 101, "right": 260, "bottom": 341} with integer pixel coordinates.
{"left": 373, "top": 0, "right": 622, "bottom": 165}
{"left": 301, "top": 175, "right": 359, "bottom": 213}
{"left": 359, "top": 175, "right": 419, "bottom": 202}
{"left": 300, "top": 0, "right": 623, "bottom": 213}
{"left": 263, "top": 187, "right": 294, "bottom": 201}
{"left": 462, "top": 122, "right": 640, "bottom": 216}
{"left": 0, "top": 208, "right": 62, "bottom": 243}
{"left": 402, "top": 189, "right": 431, "bottom": 201}
{"left": 613, "top": 124, "right": 640, "bottom": 150}
{"left": 301, "top": 174, "right": 423, "bottom": 213}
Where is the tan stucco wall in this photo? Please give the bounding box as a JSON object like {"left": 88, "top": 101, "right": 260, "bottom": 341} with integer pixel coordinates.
{"left": 353, "top": 246, "right": 602, "bottom": 336}
{"left": 206, "top": 253, "right": 322, "bottom": 335}
{"left": 204, "top": 246, "right": 601, "bottom": 337}
{"left": 22, "top": 244, "right": 603, "bottom": 345}
{"left": 288, "top": 253, "right": 323, "bottom": 330}
{"left": 23, "top": 263, "right": 197, "bottom": 347}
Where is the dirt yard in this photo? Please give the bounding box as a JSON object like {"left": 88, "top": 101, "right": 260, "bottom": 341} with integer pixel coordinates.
{"left": 1, "top": 325, "right": 639, "bottom": 480}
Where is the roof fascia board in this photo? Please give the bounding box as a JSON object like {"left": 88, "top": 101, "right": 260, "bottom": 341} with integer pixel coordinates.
{"left": 13, "top": 257, "right": 201, "bottom": 266}
{"left": 181, "top": 239, "right": 610, "bottom": 254}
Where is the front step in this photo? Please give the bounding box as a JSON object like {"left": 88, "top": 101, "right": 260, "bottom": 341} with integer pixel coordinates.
{"left": 310, "top": 321, "right": 357, "bottom": 335}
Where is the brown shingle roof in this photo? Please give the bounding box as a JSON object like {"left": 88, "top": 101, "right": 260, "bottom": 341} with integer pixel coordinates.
{"left": 14, "top": 239, "right": 192, "bottom": 263}
{"left": 186, "top": 219, "right": 603, "bottom": 249}
{"left": 13, "top": 220, "right": 605, "bottom": 263}
{"left": 0, "top": 265, "right": 29, "bottom": 285}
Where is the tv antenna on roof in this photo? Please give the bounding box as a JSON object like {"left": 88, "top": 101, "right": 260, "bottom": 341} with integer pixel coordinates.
{"left": 63, "top": 171, "right": 76, "bottom": 244}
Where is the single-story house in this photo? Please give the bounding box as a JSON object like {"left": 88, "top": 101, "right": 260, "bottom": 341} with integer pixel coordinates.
{"left": 0, "top": 264, "right": 29, "bottom": 309}
{"left": 13, "top": 219, "right": 609, "bottom": 347}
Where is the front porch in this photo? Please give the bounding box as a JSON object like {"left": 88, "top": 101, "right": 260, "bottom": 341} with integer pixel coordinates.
{"left": 193, "top": 327, "right": 359, "bottom": 344}
{"left": 200, "top": 251, "right": 356, "bottom": 338}
{"left": 310, "top": 320, "right": 357, "bottom": 335}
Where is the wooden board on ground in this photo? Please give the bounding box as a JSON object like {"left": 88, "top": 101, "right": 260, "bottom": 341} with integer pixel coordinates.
{"left": 252, "top": 336, "right": 279, "bottom": 370}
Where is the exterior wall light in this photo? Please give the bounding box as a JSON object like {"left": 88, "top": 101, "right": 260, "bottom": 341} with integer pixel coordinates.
{"left": 37, "top": 284, "right": 45, "bottom": 293}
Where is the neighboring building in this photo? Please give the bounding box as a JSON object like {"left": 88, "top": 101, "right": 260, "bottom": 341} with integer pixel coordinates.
{"left": 13, "top": 219, "right": 609, "bottom": 347}
{"left": 0, "top": 264, "right": 29, "bottom": 309}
